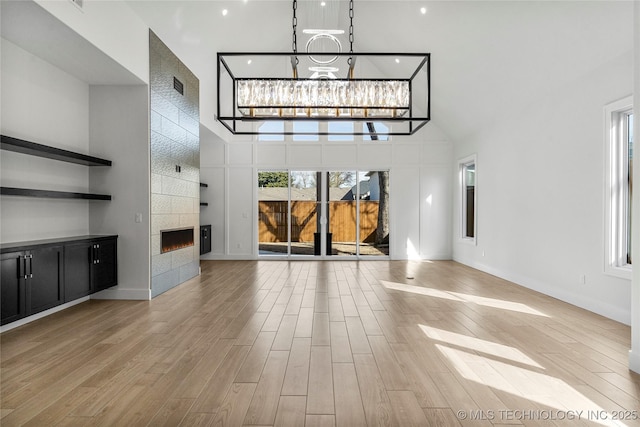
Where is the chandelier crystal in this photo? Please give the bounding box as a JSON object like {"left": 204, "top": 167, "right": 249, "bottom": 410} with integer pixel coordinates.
{"left": 236, "top": 79, "right": 410, "bottom": 118}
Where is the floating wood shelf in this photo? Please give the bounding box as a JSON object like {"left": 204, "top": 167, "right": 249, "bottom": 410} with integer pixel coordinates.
{"left": 200, "top": 202, "right": 208, "bottom": 206}
{"left": 0, "top": 187, "right": 111, "bottom": 201}
{"left": 1, "top": 135, "right": 112, "bottom": 166}
{"left": 200, "top": 183, "right": 208, "bottom": 188}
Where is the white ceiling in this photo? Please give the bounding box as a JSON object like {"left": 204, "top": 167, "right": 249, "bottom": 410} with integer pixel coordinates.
{"left": 11, "top": 0, "right": 634, "bottom": 143}
{"left": 124, "top": 0, "right": 634, "bottom": 142}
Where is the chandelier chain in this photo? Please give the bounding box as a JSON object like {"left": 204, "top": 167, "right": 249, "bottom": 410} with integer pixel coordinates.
{"left": 348, "top": 0, "right": 354, "bottom": 65}
{"left": 349, "top": 0, "right": 354, "bottom": 54}
{"left": 292, "top": 0, "right": 299, "bottom": 63}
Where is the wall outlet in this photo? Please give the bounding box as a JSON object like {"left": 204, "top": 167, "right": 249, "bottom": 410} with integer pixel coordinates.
{"left": 135, "top": 213, "right": 143, "bottom": 223}
{"left": 236, "top": 243, "right": 242, "bottom": 249}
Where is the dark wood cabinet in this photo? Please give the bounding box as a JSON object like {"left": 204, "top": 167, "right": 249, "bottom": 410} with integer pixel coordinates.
{"left": 28, "top": 245, "right": 64, "bottom": 315}
{"left": 200, "top": 225, "right": 211, "bottom": 255}
{"left": 64, "top": 242, "right": 93, "bottom": 301}
{"left": 64, "top": 237, "right": 118, "bottom": 301}
{"left": 1, "top": 246, "right": 64, "bottom": 325}
{"left": 1, "top": 235, "right": 117, "bottom": 326}
{"left": 1, "top": 252, "right": 27, "bottom": 325}
{"left": 93, "top": 238, "right": 117, "bottom": 292}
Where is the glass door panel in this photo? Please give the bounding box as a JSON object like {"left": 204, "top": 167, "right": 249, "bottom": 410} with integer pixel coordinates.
{"left": 258, "top": 171, "right": 290, "bottom": 256}
{"left": 359, "top": 171, "right": 389, "bottom": 257}
{"left": 258, "top": 169, "right": 390, "bottom": 258}
{"left": 290, "top": 171, "right": 318, "bottom": 256}
{"left": 327, "top": 171, "right": 357, "bottom": 256}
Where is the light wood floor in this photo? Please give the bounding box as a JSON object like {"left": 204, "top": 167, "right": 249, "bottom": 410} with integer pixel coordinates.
{"left": 2, "top": 260, "right": 639, "bottom": 426}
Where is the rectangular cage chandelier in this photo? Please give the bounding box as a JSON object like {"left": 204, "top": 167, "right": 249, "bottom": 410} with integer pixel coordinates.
{"left": 216, "top": 0, "right": 430, "bottom": 137}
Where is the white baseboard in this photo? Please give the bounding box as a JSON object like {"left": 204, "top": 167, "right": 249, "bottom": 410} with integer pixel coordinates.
{"left": 0, "top": 297, "right": 90, "bottom": 333}
{"left": 91, "top": 287, "right": 151, "bottom": 300}
{"left": 201, "top": 254, "right": 255, "bottom": 260}
{"left": 453, "top": 255, "right": 631, "bottom": 325}
{"left": 629, "top": 350, "right": 640, "bottom": 374}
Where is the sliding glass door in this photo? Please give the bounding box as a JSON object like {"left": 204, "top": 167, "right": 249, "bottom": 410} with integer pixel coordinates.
{"left": 258, "top": 169, "right": 389, "bottom": 258}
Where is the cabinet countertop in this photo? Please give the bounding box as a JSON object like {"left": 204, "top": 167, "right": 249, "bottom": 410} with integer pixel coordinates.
{"left": 1, "top": 235, "right": 118, "bottom": 254}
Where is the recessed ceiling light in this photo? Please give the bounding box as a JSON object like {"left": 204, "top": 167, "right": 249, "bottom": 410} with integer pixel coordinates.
{"left": 222, "top": 9, "right": 228, "bottom": 16}
{"left": 321, "top": 1, "right": 326, "bottom": 6}
{"left": 395, "top": 58, "right": 400, "bottom": 64}
{"left": 420, "top": 7, "right": 427, "bottom": 14}
{"left": 247, "top": 59, "right": 252, "bottom": 65}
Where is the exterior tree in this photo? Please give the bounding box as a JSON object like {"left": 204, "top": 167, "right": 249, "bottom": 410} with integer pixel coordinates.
{"left": 328, "top": 171, "right": 355, "bottom": 188}
{"left": 258, "top": 171, "right": 289, "bottom": 188}
{"left": 376, "top": 171, "right": 390, "bottom": 245}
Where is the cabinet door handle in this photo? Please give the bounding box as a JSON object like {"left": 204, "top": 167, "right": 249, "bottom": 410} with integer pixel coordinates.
{"left": 28, "top": 254, "right": 33, "bottom": 278}
{"left": 18, "top": 255, "right": 25, "bottom": 279}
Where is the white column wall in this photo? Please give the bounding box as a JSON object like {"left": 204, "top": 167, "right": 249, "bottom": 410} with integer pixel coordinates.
{"left": 89, "top": 86, "right": 151, "bottom": 300}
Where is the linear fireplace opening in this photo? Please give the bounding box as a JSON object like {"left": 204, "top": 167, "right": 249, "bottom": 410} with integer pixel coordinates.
{"left": 161, "top": 227, "right": 194, "bottom": 253}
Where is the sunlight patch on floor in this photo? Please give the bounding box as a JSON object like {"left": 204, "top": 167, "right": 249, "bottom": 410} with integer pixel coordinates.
{"left": 432, "top": 343, "right": 628, "bottom": 426}
{"left": 380, "top": 280, "right": 548, "bottom": 317}
{"left": 419, "top": 324, "right": 543, "bottom": 368}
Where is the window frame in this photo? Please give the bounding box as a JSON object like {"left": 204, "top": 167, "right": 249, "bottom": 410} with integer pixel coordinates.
{"left": 604, "top": 96, "right": 633, "bottom": 280}
{"left": 459, "top": 154, "right": 477, "bottom": 245}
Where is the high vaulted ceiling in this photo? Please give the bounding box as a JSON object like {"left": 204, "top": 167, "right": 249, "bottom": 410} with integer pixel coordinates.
{"left": 126, "top": 1, "right": 634, "bottom": 142}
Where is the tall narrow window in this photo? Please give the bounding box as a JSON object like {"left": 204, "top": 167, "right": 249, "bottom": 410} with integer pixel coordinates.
{"left": 459, "top": 155, "right": 477, "bottom": 243}
{"left": 605, "top": 97, "right": 633, "bottom": 279}
{"left": 626, "top": 112, "right": 633, "bottom": 265}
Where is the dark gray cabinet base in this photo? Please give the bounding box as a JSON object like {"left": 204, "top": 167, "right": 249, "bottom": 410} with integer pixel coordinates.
{"left": 200, "top": 225, "right": 211, "bottom": 255}
{"left": 1, "top": 235, "right": 117, "bottom": 326}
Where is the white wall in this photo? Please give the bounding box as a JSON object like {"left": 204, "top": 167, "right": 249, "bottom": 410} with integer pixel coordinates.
{"left": 89, "top": 86, "right": 151, "bottom": 300}
{"left": 0, "top": 38, "right": 91, "bottom": 242}
{"left": 452, "top": 51, "right": 634, "bottom": 324}
{"left": 200, "top": 124, "right": 452, "bottom": 260}
{"left": 34, "top": 0, "right": 149, "bottom": 84}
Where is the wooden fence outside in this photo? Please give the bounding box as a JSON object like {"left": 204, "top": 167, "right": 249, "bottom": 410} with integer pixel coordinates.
{"left": 258, "top": 200, "right": 379, "bottom": 243}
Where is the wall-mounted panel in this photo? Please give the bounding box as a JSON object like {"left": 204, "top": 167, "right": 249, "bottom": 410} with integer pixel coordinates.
{"left": 227, "top": 167, "right": 253, "bottom": 255}
{"left": 422, "top": 143, "right": 453, "bottom": 165}
{"left": 257, "top": 144, "right": 286, "bottom": 166}
{"left": 393, "top": 144, "right": 421, "bottom": 165}
{"left": 289, "top": 145, "right": 322, "bottom": 166}
{"left": 358, "top": 144, "right": 392, "bottom": 167}
{"left": 228, "top": 143, "right": 253, "bottom": 165}
{"left": 323, "top": 145, "right": 357, "bottom": 166}
{"left": 391, "top": 167, "right": 420, "bottom": 259}
{"left": 420, "top": 166, "right": 452, "bottom": 259}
